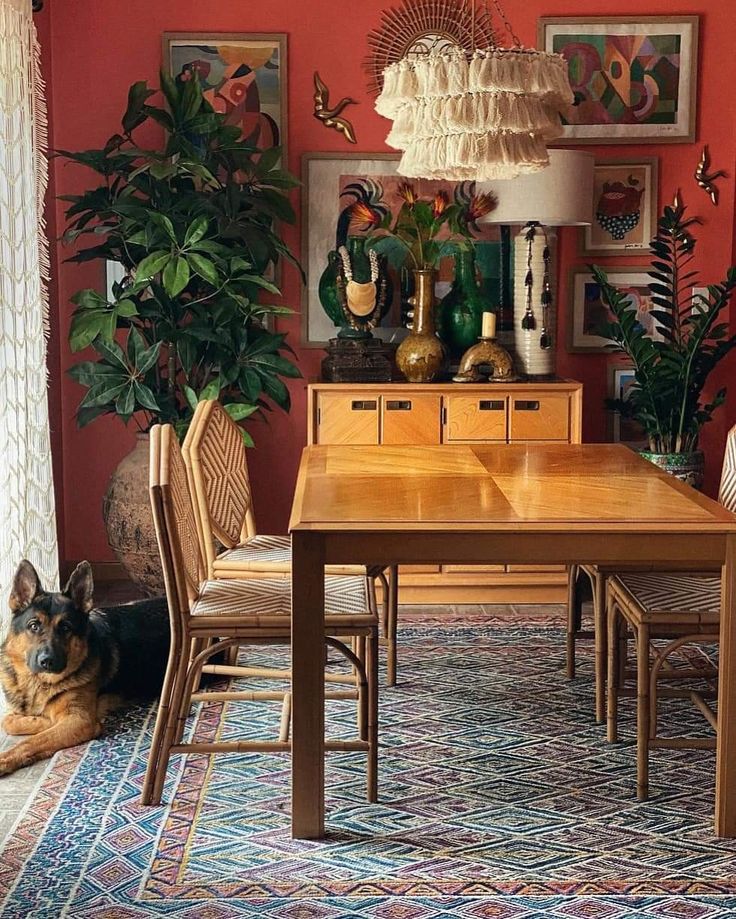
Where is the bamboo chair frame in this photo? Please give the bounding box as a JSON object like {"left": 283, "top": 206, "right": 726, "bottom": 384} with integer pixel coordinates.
{"left": 183, "top": 399, "right": 400, "bottom": 685}
{"left": 141, "top": 424, "right": 379, "bottom": 807}
{"left": 567, "top": 424, "right": 736, "bottom": 722}
{"left": 606, "top": 575, "right": 719, "bottom": 801}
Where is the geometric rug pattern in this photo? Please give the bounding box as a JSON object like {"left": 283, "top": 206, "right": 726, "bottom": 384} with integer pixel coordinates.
{"left": 1, "top": 614, "right": 736, "bottom": 918}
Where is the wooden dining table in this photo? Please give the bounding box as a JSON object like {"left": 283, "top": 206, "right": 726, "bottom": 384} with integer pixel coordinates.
{"left": 289, "top": 442, "right": 736, "bottom": 839}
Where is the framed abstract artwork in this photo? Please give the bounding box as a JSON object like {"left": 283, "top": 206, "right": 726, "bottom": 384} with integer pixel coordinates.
{"left": 568, "top": 269, "right": 661, "bottom": 353}
{"left": 163, "top": 33, "right": 287, "bottom": 161}
{"left": 582, "top": 158, "right": 658, "bottom": 257}
{"left": 608, "top": 364, "right": 647, "bottom": 446}
{"left": 538, "top": 17, "right": 698, "bottom": 144}
{"left": 301, "top": 153, "right": 500, "bottom": 347}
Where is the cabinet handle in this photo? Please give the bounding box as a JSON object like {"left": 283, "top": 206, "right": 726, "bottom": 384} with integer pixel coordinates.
{"left": 386, "top": 400, "right": 412, "bottom": 411}
{"left": 479, "top": 400, "right": 504, "bottom": 411}
{"left": 514, "top": 400, "right": 540, "bottom": 411}
{"left": 351, "top": 400, "right": 377, "bottom": 411}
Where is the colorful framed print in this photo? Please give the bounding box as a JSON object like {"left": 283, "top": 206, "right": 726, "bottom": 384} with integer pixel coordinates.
{"left": 582, "top": 158, "right": 658, "bottom": 256}
{"left": 301, "top": 153, "right": 500, "bottom": 347}
{"left": 163, "top": 33, "right": 287, "bottom": 161}
{"left": 608, "top": 364, "right": 647, "bottom": 446}
{"left": 568, "top": 269, "right": 660, "bottom": 353}
{"left": 538, "top": 17, "right": 698, "bottom": 144}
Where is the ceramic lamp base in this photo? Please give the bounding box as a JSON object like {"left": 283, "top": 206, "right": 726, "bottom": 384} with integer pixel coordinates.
{"left": 513, "top": 227, "right": 557, "bottom": 377}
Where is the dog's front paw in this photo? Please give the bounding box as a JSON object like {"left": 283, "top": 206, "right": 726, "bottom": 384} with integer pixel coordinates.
{"left": 0, "top": 753, "right": 18, "bottom": 777}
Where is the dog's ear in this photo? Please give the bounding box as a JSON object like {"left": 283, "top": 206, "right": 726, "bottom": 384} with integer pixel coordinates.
{"left": 9, "top": 560, "right": 42, "bottom": 613}
{"left": 63, "top": 561, "right": 94, "bottom": 614}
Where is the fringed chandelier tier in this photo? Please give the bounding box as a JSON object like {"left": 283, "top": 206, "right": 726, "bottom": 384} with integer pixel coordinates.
{"left": 374, "top": 1, "right": 574, "bottom": 181}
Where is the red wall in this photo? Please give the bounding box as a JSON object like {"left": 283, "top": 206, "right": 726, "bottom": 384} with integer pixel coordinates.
{"left": 40, "top": 0, "right": 736, "bottom": 565}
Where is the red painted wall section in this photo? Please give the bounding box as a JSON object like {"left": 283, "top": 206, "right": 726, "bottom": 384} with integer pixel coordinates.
{"left": 43, "top": 1, "right": 736, "bottom": 564}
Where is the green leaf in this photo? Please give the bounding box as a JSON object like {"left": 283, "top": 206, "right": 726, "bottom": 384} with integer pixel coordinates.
{"left": 184, "top": 216, "right": 209, "bottom": 247}
{"left": 76, "top": 405, "right": 111, "bottom": 428}
{"left": 183, "top": 385, "right": 199, "bottom": 412}
{"left": 199, "top": 378, "right": 223, "bottom": 401}
{"left": 163, "top": 256, "right": 190, "bottom": 297}
{"left": 132, "top": 381, "right": 160, "bottom": 412}
{"left": 224, "top": 402, "right": 259, "bottom": 421}
{"left": 187, "top": 252, "right": 219, "bottom": 286}
{"left": 69, "top": 310, "right": 110, "bottom": 352}
{"left": 115, "top": 298, "right": 138, "bottom": 318}
{"left": 241, "top": 428, "right": 255, "bottom": 448}
{"left": 150, "top": 212, "right": 177, "bottom": 243}
{"left": 115, "top": 385, "right": 135, "bottom": 417}
{"left": 79, "top": 378, "right": 128, "bottom": 408}
{"left": 72, "top": 288, "right": 108, "bottom": 310}
{"left": 136, "top": 250, "right": 170, "bottom": 282}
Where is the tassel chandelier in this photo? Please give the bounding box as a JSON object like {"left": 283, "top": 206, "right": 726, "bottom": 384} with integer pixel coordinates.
{"left": 374, "top": 0, "right": 573, "bottom": 181}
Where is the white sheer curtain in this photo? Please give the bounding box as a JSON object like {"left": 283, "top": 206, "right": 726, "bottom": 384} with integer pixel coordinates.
{"left": 0, "top": 0, "right": 58, "bottom": 623}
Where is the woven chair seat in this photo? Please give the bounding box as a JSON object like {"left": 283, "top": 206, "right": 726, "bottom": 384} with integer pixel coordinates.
{"left": 212, "top": 534, "right": 367, "bottom": 577}
{"left": 614, "top": 573, "right": 721, "bottom": 625}
{"left": 192, "top": 574, "right": 372, "bottom": 619}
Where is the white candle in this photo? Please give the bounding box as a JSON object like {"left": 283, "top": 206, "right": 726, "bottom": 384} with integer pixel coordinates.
{"left": 482, "top": 311, "right": 496, "bottom": 339}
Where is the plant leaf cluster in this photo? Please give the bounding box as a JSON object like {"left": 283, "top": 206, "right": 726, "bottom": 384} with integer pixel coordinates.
{"left": 594, "top": 202, "right": 736, "bottom": 453}
{"left": 62, "top": 72, "right": 302, "bottom": 439}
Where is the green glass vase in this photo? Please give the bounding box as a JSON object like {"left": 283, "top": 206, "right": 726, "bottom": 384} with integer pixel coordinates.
{"left": 438, "top": 248, "right": 490, "bottom": 358}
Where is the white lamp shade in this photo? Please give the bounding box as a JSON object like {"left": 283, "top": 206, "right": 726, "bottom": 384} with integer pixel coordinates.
{"left": 479, "top": 150, "right": 595, "bottom": 226}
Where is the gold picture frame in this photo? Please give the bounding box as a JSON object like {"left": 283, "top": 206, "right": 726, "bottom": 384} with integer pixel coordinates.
{"left": 538, "top": 16, "right": 699, "bottom": 144}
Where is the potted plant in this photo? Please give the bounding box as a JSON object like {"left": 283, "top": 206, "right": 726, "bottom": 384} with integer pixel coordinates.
{"left": 594, "top": 200, "right": 736, "bottom": 488}
{"left": 368, "top": 181, "right": 496, "bottom": 381}
{"left": 60, "top": 73, "right": 301, "bottom": 592}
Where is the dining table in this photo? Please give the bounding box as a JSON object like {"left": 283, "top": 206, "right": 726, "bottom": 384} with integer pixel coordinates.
{"left": 289, "top": 442, "right": 736, "bottom": 839}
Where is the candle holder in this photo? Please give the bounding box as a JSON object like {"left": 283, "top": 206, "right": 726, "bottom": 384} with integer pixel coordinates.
{"left": 453, "top": 314, "right": 516, "bottom": 383}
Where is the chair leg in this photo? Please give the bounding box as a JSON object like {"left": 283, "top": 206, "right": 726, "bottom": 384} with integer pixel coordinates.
{"left": 356, "top": 636, "right": 367, "bottom": 739}
{"left": 636, "top": 623, "right": 651, "bottom": 801}
{"left": 566, "top": 564, "right": 579, "bottom": 679}
{"left": 366, "top": 625, "right": 379, "bottom": 803}
{"left": 386, "top": 564, "right": 399, "bottom": 687}
{"left": 141, "top": 626, "right": 183, "bottom": 805}
{"left": 149, "top": 633, "right": 193, "bottom": 805}
{"left": 607, "top": 596, "right": 620, "bottom": 743}
{"left": 593, "top": 571, "right": 607, "bottom": 725}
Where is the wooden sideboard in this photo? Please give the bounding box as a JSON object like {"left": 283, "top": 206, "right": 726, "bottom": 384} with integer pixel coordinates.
{"left": 306, "top": 380, "right": 583, "bottom": 604}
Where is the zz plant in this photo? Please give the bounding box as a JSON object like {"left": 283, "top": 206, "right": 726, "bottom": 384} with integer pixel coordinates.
{"left": 594, "top": 201, "right": 736, "bottom": 454}
{"left": 61, "top": 73, "right": 301, "bottom": 442}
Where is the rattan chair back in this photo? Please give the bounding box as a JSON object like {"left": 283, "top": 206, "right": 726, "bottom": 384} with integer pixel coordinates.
{"left": 184, "top": 400, "right": 256, "bottom": 575}
{"left": 156, "top": 424, "right": 204, "bottom": 607}
{"left": 718, "top": 425, "right": 736, "bottom": 513}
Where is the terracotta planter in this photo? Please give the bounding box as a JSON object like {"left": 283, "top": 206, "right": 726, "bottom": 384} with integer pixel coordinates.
{"left": 395, "top": 268, "right": 444, "bottom": 383}
{"left": 640, "top": 449, "right": 705, "bottom": 491}
{"left": 102, "top": 432, "right": 164, "bottom": 596}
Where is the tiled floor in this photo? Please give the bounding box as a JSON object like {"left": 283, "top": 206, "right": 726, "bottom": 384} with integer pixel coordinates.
{"left": 0, "top": 586, "right": 566, "bottom": 847}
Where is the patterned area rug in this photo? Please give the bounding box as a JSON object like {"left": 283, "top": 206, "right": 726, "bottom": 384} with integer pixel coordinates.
{"left": 1, "top": 614, "right": 735, "bottom": 918}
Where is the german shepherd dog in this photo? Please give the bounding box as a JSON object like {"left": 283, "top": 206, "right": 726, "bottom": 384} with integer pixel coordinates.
{"left": 0, "top": 560, "right": 170, "bottom": 776}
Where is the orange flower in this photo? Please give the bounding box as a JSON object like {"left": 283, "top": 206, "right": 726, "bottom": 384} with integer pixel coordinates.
{"left": 432, "top": 190, "right": 449, "bottom": 219}
{"left": 466, "top": 190, "right": 498, "bottom": 222}
{"left": 396, "top": 181, "right": 417, "bottom": 205}
{"left": 350, "top": 200, "right": 381, "bottom": 230}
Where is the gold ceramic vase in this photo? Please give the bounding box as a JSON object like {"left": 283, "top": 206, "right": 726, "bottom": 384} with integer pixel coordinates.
{"left": 396, "top": 268, "right": 444, "bottom": 383}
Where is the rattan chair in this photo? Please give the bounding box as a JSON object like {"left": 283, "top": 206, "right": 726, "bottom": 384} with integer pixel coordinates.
{"left": 604, "top": 426, "right": 736, "bottom": 800}
{"left": 142, "top": 424, "right": 379, "bottom": 806}
{"left": 182, "top": 399, "right": 400, "bottom": 685}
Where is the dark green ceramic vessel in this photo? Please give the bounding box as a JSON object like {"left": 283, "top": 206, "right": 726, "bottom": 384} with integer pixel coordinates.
{"left": 437, "top": 248, "right": 490, "bottom": 357}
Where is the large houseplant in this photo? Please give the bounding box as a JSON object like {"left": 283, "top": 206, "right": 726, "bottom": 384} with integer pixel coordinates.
{"left": 61, "top": 73, "right": 301, "bottom": 591}
{"left": 594, "top": 201, "right": 736, "bottom": 488}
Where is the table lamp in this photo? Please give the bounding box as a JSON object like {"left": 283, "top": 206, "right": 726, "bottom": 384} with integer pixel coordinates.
{"left": 480, "top": 150, "right": 594, "bottom": 376}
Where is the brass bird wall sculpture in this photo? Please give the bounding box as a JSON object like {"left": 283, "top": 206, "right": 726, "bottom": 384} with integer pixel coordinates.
{"left": 313, "top": 72, "right": 358, "bottom": 144}
{"left": 695, "top": 145, "right": 727, "bottom": 206}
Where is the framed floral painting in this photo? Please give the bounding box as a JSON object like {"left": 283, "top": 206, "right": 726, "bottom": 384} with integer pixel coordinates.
{"left": 163, "top": 33, "right": 287, "bottom": 161}
{"left": 538, "top": 16, "right": 698, "bottom": 144}
{"left": 568, "top": 269, "right": 660, "bottom": 353}
{"left": 582, "top": 158, "right": 658, "bottom": 257}
{"left": 301, "top": 152, "right": 499, "bottom": 347}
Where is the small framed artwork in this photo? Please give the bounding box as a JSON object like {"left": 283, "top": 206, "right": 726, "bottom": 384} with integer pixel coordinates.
{"left": 609, "top": 364, "right": 647, "bottom": 446}
{"left": 163, "top": 33, "right": 287, "bottom": 161}
{"left": 568, "top": 269, "right": 660, "bottom": 353}
{"left": 582, "top": 158, "right": 658, "bottom": 257}
{"left": 538, "top": 16, "right": 698, "bottom": 144}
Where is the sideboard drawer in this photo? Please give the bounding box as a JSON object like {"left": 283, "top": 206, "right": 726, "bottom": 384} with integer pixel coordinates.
{"left": 509, "top": 393, "right": 569, "bottom": 441}
{"left": 316, "top": 393, "right": 380, "bottom": 445}
{"left": 382, "top": 395, "right": 442, "bottom": 445}
{"left": 444, "top": 394, "right": 508, "bottom": 442}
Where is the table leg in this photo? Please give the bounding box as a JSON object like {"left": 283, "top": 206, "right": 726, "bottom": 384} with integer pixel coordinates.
{"left": 291, "top": 531, "right": 325, "bottom": 839}
{"left": 716, "top": 534, "right": 736, "bottom": 837}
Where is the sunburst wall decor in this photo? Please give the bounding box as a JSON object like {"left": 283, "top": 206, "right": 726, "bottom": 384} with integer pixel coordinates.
{"left": 364, "top": 0, "right": 496, "bottom": 95}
